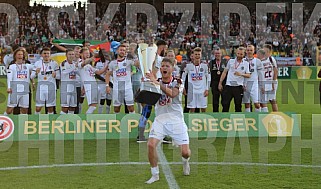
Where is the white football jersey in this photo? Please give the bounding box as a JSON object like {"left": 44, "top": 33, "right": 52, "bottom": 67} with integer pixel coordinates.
{"left": 78, "top": 60, "right": 98, "bottom": 83}
{"left": 154, "top": 78, "right": 184, "bottom": 123}
{"left": 261, "top": 58, "right": 274, "bottom": 91}
{"left": 33, "top": 60, "right": 59, "bottom": 88}
{"left": 60, "top": 60, "right": 78, "bottom": 82}
{"left": 109, "top": 58, "right": 134, "bottom": 90}
{"left": 7, "top": 63, "right": 33, "bottom": 92}
{"left": 243, "top": 57, "right": 263, "bottom": 83}
{"left": 269, "top": 56, "right": 278, "bottom": 81}
{"left": 95, "top": 60, "right": 108, "bottom": 84}
{"left": 225, "top": 59, "right": 250, "bottom": 86}
{"left": 184, "top": 63, "right": 209, "bottom": 94}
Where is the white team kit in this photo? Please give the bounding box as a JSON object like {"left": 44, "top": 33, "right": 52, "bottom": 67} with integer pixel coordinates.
{"left": 225, "top": 58, "right": 251, "bottom": 86}
{"left": 95, "top": 60, "right": 112, "bottom": 100}
{"left": 149, "top": 78, "right": 189, "bottom": 145}
{"left": 183, "top": 63, "right": 210, "bottom": 108}
{"left": 6, "top": 63, "right": 33, "bottom": 108}
{"left": 32, "top": 60, "right": 59, "bottom": 107}
{"left": 108, "top": 58, "right": 135, "bottom": 106}
{"left": 260, "top": 58, "right": 275, "bottom": 103}
{"left": 78, "top": 61, "right": 100, "bottom": 105}
{"left": 60, "top": 60, "right": 79, "bottom": 108}
{"left": 242, "top": 57, "right": 263, "bottom": 104}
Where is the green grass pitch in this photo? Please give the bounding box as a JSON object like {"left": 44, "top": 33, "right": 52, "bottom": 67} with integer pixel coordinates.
{"left": 0, "top": 77, "right": 320, "bottom": 188}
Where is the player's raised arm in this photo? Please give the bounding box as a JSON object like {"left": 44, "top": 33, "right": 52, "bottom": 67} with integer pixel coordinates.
{"left": 95, "top": 65, "right": 108, "bottom": 75}
{"left": 61, "top": 62, "right": 76, "bottom": 74}
{"left": 152, "top": 62, "right": 159, "bottom": 78}
{"left": 81, "top": 57, "right": 94, "bottom": 68}
{"left": 161, "top": 82, "right": 180, "bottom": 99}
{"left": 236, "top": 62, "right": 251, "bottom": 78}
{"left": 50, "top": 38, "right": 67, "bottom": 52}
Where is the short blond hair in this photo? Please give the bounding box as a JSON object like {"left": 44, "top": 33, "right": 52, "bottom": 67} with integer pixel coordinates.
{"left": 193, "top": 47, "right": 202, "bottom": 53}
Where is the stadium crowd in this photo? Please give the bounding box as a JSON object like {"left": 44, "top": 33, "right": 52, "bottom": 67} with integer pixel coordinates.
{"left": 0, "top": 2, "right": 320, "bottom": 60}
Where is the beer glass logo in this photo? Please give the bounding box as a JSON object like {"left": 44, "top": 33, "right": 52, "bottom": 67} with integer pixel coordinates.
{"left": 268, "top": 115, "right": 288, "bottom": 136}
{"left": 262, "top": 113, "right": 294, "bottom": 137}
{"left": 296, "top": 67, "right": 312, "bottom": 79}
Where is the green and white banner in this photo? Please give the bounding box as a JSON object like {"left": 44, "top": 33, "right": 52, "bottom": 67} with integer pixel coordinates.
{"left": 0, "top": 113, "right": 300, "bottom": 141}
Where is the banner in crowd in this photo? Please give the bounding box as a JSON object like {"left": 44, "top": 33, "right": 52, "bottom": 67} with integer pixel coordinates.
{"left": 27, "top": 54, "right": 42, "bottom": 64}
{"left": 275, "top": 57, "right": 301, "bottom": 67}
{"left": 0, "top": 113, "right": 300, "bottom": 142}
{"left": 52, "top": 39, "right": 106, "bottom": 46}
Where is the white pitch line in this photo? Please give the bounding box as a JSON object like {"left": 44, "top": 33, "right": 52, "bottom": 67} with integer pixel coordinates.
{"left": 156, "top": 144, "right": 180, "bottom": 189}
{"left": 0, "top": 161, "right": 321, "bottom": 171}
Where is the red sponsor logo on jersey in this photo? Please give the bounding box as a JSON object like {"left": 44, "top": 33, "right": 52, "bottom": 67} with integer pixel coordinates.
{"left": 69, "top": 71, "right": 76, "bottom": 79}
{"left": 191, "top": 73, "right": 203, "bottom": 81}
{"left": 116, "top": 68, "right": 127, "bottom": 77}
{"left": 159, "top": 94, "right": 171, "bottom": 106}
{"left": 17, "top": 71, "right": 28, "bottom": 79}
{"left": 0, "top": 116, "right": 14, "bottom": 141}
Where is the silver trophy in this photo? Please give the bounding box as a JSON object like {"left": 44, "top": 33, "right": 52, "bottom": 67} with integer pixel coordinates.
{"left": 135, "top": 43, "right": 162, "bottom": 105}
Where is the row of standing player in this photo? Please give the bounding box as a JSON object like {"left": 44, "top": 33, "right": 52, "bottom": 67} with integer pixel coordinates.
{"left": 3, "top": 43, "right": 278, "bottom": 115}
{"left": 180, "top": 44, "right": 278, "bottom": 113}
{"left": 4, "top": 46, "right": 107, "bottom": 115}
{"left": 3, "top": 43, "right": 278, "bottom": 116}
{"left": 216, "top": 44, "right": 278, "bottom": 113}
{"left": 3, "top": 41, "right": 178, "bottom": 116}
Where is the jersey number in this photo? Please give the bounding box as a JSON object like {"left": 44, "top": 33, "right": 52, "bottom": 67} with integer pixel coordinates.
{"left": 265, "top": 71, "right": 272, "bottom": 78}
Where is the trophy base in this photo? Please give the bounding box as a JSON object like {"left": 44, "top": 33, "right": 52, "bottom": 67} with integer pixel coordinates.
{"left": 135, "top": 82, "right": 162, "bottom": 105}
